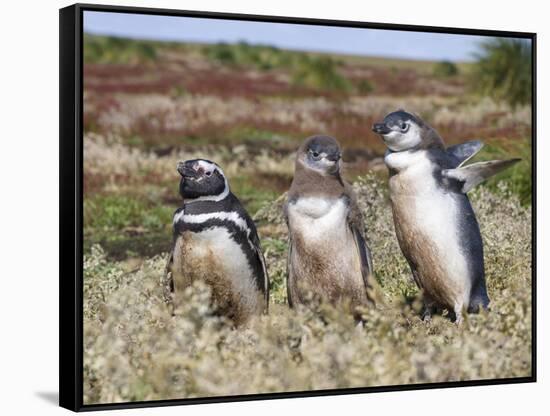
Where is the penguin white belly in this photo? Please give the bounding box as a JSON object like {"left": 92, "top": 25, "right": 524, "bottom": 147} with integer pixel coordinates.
{"left": 173, "top": 227, "right": 262, "bottom": 319}
{"left": 289, "top": 197, "right": 349, "bottom": 242}
{"left": 287, "top": 197, "right": 364, "bottom": 302}
{"left": 386, "top": 151, "right": 472, "bottom": 309}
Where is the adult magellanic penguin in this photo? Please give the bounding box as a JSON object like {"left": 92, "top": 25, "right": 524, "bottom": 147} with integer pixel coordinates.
{"left": 372, "top": 110, "right": 520, "bottom": 323}
{"left": 284, "top": 135, "right": 376, "bottom": 315}
{"left": 165, "top": 159, "right": 269, "bottom": 325}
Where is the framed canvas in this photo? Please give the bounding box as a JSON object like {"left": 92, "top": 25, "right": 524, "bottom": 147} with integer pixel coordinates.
{"left": 59, "top": 3, "right": 536, "bottom": 411}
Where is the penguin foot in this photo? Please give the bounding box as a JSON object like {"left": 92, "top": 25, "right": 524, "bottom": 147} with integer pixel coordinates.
{"left": 467, "top": 295, "right": 490, "bottom": 314}
{"left": 421, "top": 308, "right": 433, "bottom": 322}
{"left": 421, "top": 300, "right": 436, "bottom": 322}
{"left": 452, "top": 303, "right": 464, "bottom": 325}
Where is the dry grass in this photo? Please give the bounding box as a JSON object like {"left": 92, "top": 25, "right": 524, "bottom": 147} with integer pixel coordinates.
{"left": 83, "top": 175, "right": 532, "bottom": 404}
{"left": 83, "top": 133, "right": 295, "bottom": 195}
{"left": 84, "top": 91, "right": 531, "bottom": 154}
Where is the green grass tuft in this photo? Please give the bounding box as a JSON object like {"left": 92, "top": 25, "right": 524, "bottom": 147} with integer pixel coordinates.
{"left": 290, "top": 56, "right": 352, "bottom": 92}
{"left": 84, "top": 195, "right": 173, "bottom": 231}
{"left": 433, "top": 60, "right": 459, "bottom": 78}
{"left": 84, "top": 34, "right": 157, "bottom": 64}
{"left": 469, "top": 38, "right": 532, "bottom": 108}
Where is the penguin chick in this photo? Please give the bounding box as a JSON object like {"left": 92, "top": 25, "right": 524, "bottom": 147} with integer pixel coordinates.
{"left": 166, "top": 159, "right": 269, "bottom": 326}
{"left": 284, "top": 135, "right": 376, "bottom": 316}
{"left": 372, "top": 110, "right": 520, "bottom": 323}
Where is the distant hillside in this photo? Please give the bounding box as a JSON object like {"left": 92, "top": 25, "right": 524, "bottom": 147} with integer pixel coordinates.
{"left": 85, "top": 33, "right": 471, "bottom": 70}
{"left": 83, "top": 33, "right": 467, "bottom": 96}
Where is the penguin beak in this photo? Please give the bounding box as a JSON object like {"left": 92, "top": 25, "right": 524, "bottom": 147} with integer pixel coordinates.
{"left": 372, "top": 123, "right": 391, "bottom": 135}
{"left": 177, "top": 161, "right": 198, "bottom": 178}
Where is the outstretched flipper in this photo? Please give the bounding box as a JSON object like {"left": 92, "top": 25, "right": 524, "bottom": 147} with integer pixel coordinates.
{"left": 446, "top": 140, "right": 484, "bottom": 167}
{"left": 442, "top": 158, "right": 521, "bottom": 193}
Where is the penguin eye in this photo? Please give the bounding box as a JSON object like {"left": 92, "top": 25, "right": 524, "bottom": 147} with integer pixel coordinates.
{"left": 205, "top": 171, "right": 212, "bottom": 177}
{"left": 400, "top": 122, "right": 409, "bottom": 132}
{"left": 310, "top": 150, "right": 321, "bottom": 159}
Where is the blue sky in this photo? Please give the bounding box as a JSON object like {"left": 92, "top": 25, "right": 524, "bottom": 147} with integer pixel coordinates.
{"left": 84, "top": 11, "right": 495, "bottom": 62}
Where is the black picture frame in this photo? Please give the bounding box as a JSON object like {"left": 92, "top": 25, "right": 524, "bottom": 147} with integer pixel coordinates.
{"left": 60, "top": 3, "right": 537, "bottom": 412}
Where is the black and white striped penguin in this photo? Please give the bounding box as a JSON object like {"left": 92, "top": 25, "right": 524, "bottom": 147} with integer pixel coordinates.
{"left": 165, "top": 159, "right": 269, "bottom": 325}
{"left": 372, "top": 110, "right": 520, "bottom": 323}
{"left": 284, "top": 135, "right": 377, "bottom": 315}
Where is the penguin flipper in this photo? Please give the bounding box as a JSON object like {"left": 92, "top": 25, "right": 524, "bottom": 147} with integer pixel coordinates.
{"left": 345, "top": 184, "right": 377, "bottom": 305}
{"left": 351, "top": 226, "right": 377, "bottom": 305}
{"left": 163, "top": 249, "right": 175, "bottom": 306}
{"left": 442, "top": 158, "right": 521, "bottom": 193}
{"left": 283, "top": 200, "right": 294, "bottom": 308}
{"left": 242, "top": 212, "right": 270, "bottom": 312}
{"left": 253, "top": 236, "right": 270, "bottom": 312}
{"left": 446, "top": 140, "right": 484, "bottom": 167}
{"left": 166, "top": 206, "right": 184, "bottom": 309}
{"left": 286, "top": 236, "right": 294, "bottom": 308}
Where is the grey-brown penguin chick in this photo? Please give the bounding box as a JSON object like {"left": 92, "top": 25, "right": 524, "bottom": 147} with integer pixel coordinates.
{"left": 372, "top": 110, "right": 520, "bottom": 324}
{"left": 284, "top": 135, "right": 376, "bottom": 315}
{"left": 165, "top": 159, "right": 269, "bottom": 326}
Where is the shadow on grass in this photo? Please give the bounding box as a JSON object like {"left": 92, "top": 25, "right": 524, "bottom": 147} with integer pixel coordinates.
{"left": 84, "top": 230, "right": 171, "bottom": 261}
